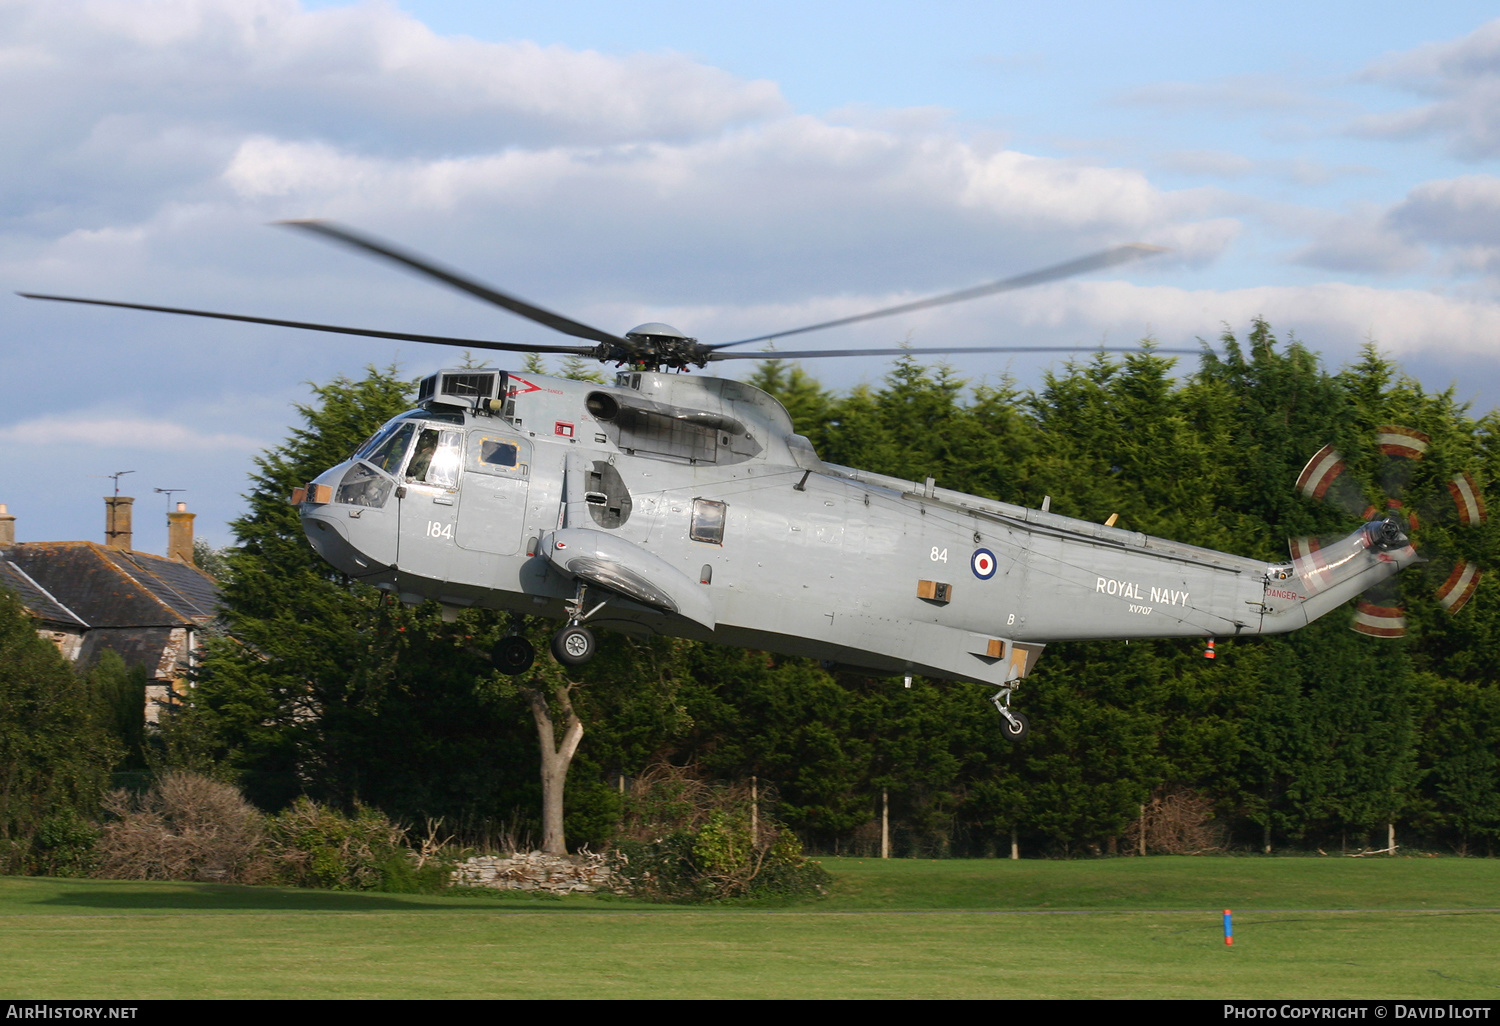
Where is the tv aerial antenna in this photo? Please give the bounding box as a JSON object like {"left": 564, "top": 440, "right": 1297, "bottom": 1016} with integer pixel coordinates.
{"left": 91, "top": 470, "right": 136, "bottom": 497}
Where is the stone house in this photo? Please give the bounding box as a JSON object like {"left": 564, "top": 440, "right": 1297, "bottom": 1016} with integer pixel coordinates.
{"left": 0, "top": 498, "right": 221, "bottom": 721}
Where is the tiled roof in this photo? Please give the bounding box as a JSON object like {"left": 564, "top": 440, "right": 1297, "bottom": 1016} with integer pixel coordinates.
{"left": 2, "top": 542, "right": 220, "bottom": 628}
{"left": 100, "top": 548, "right": 219, "bottom": 621}
{"left": 0, "top": 557, "right": 88, "bottom": 628}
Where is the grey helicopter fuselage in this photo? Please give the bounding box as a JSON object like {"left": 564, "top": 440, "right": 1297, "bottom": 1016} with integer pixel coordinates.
{"left": 298, "top": 364, "right": 1419, "bottom": 691}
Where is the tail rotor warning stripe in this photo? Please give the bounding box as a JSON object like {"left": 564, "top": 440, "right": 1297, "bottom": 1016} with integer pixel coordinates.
{"left": 1437, "top": 561, "right": 1482, "bottom": 613}
{"left": 1376, "top": 426, "right": 1430, "bottom": 459}
{"left": 1297, "top": 445, "right": 1346, "bottom": 501}
{"left": 1449, "top": 473, "right": 1487, "bottom": 525}
{"left": 1352, "top": 600, "right": 1407, "bottom": 637}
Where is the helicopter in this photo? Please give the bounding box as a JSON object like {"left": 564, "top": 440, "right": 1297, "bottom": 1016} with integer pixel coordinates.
{"left": 21, "top": 222, "right": 1426, "bottom": 740}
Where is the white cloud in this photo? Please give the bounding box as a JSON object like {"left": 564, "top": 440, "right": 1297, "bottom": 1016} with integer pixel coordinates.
{"left": 1009, "top": 279, "right": 1500, "bottom": 361}
{"left": 1114, "top": 74, "right": 1344, "bottom": 117}
{"left": 1355, "top": 19, "right": 1500, "bottom": 159}
{"left": 1156, "top": 150, "right": 1376, "bottom": 186}
{"left": 0, "top": 413, "right": 263, "bottom": 453}
{"left": 4, "top": 0, "right": 1494, "bottom": 430}
{"left": 1387, "top": 175, "right": 1500, "bottom": 247}
{"left": 200, "top": 117, "right": 1239, "bottom": 304}
{"left": 1290, "top": 206, "right": 1425, "bottom": 275}
{"left": 0, "top": 0, "right": 1240, "bottom": 319}
{"left": 0, "top": 0, "right": 787, "bottom": 236}
{"left": 6, "top": 0, "right": 784, "bottom": 147}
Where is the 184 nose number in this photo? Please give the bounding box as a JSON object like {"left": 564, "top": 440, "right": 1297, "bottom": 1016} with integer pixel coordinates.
{"left": 426, "top": 521, "right": 453, "bottom": 540}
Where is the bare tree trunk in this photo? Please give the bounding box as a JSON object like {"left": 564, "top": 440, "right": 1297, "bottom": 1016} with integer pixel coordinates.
{"left": 751, "top": 775, "right": 759, "bottom": 848}
{"left": 881, "top": 788, "right": 889, "bottom": 859}
{"left": 528, "top": 681, "right": 583, "bottom": 856}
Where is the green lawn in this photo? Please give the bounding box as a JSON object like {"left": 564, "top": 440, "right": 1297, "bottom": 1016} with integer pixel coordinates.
{"left": 3, "top": 857, "right": 1498, "bottom": 1000}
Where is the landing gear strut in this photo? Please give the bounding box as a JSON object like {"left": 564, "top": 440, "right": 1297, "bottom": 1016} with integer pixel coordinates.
{"left": 990, "top": 684, "right": 1029, "bottom": 741}
{"left": 551, "top": 583, "right": 603, "bottom": 667}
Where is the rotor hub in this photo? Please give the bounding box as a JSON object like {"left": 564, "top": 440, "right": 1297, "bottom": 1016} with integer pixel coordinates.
{"left": 1363, "top": 517, "right": 1409, "bottom": 552}
{"left": 619, "top": 323, "right": 704, "bottom": 369}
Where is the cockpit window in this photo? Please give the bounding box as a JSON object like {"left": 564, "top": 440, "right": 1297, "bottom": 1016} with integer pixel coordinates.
{"left": 366, "top": 423, "right": 416, "bottom": 475}
{"left": 353, "top": 410, "right": 462, "bottom": 462}
{"left": 406, "top": 428, "right": 463, "bottom": 489}
{"left": 336, "top": 463, "right": 394, "bottom": 508}
{"left": 353, "top": 415, "right": 409, "bottom": 461}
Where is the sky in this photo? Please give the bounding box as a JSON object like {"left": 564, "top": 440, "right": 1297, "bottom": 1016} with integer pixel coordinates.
{"left": 4, "top": 0, "right": 1500, "bottom": 553}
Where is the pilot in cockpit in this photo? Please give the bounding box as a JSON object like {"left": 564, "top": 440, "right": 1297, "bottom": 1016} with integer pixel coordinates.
{"left": 407, "top": 430, "right": 438, "bottom": 482}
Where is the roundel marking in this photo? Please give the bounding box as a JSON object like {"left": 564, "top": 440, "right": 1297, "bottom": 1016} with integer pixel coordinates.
{"left": 971, "top": 548, "right": 997, "bottom": 580}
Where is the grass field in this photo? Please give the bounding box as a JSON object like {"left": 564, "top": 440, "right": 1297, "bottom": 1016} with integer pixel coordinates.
{"left": 3, "top": 857, "right": 1499, "bottom": 1000}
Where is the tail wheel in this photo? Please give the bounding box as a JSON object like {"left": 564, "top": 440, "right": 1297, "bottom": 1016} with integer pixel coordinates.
{"left": 551, "top": 625, "right": 596, "bottom": 666}
{"left": 491, "top": 636, "right": 536, "bottom": 675}
{"left": 1001, "top": 711, "right": 1030, "bottom": 742}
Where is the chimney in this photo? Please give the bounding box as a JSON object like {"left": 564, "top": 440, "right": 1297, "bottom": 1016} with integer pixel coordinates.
{"left": 0, "top": 504, "right": 13, "bottom": 547}
{"left": 105, "top": 496, "right": 134, "bottom": 550}
{"left": 167, "top": 501, "right": 196, "bottom": 565}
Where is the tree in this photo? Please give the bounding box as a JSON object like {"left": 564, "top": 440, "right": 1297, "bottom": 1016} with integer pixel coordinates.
{"left": 0, "top": 589, "right": 121, "bottom": 865}
{"left": 188, "top": 368, "right": 536, "bottom": 826}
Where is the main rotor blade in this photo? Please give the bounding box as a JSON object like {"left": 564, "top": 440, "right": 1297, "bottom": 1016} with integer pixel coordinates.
{"left": 708, "top": 243, "right": 1168, "bottom": 350}
{"left": 707, "top": 343, "right": 1201, "bottom": 362}
{"left": 279, "top": 220, "right": 629, "bottom": 347}
{"left": 17, "top": 294, "right": 598, "bottom": 355}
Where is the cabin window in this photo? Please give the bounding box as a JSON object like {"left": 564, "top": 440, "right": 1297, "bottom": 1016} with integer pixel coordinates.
{"left": 467, "top": 433, "right": 528, "bottom": 481}
{"left": 406, "top": 428, "right": 463, "bottom": 490}
{"left": 690, "top": 499, "right": 727, "bottom": 545}
{"left": 480, "top": 439, "right": 519, "bottom": 468}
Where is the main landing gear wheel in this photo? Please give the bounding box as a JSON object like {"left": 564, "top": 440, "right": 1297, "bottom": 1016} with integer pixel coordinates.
{"left": 551, "top": 625, "right": 596, "bottom": 666}
{"left": 491, "top": 635, "right": 536, "bottom": 675}
{"left": 1000, "top": 711, "right": 1030, "bottom": 742}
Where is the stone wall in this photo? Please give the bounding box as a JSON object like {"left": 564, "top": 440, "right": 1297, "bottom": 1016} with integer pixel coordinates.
{"left": 453, "top": 850, "right": 625, "bottom": 894}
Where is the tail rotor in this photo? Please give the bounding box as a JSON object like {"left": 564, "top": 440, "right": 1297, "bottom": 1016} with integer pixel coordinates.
{"left": 1292, "top": 426, "right": 1486, "bottom": 637}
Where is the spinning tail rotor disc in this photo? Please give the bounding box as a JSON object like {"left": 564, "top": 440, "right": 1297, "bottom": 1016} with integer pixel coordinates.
{"left": 1293, "top": 426, "right": 1487, "bottom": 637}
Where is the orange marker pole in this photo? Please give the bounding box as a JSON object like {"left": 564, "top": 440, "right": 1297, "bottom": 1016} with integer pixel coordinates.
{"left": 1223, "top": 909, "right": 1233, "bottom": 946}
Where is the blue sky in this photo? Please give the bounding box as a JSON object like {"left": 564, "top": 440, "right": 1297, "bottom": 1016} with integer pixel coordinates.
{"left": 4, "top": 1, "right": 1500, "bottom": 553}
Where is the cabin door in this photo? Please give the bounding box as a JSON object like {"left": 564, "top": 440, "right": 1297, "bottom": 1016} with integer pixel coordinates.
{"left": 456, "top": 430, "right": 532, "bottom": 556}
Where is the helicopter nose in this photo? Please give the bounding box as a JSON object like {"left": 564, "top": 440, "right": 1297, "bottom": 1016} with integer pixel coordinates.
{"left": 298, "top": 464, "right": 399, "bottom": 577}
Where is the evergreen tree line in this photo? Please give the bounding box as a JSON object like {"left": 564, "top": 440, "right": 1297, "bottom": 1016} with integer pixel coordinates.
{"left": 7, "top": 321, "right": 1499, "bottom": 861}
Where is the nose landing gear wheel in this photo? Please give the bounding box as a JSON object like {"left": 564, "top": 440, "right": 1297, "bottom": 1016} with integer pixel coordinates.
{"left": 551, "top": 625, "right": 596, "bottom": 666}
{"left": 491, "top": 636, "right": 536, "bottom": 675}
